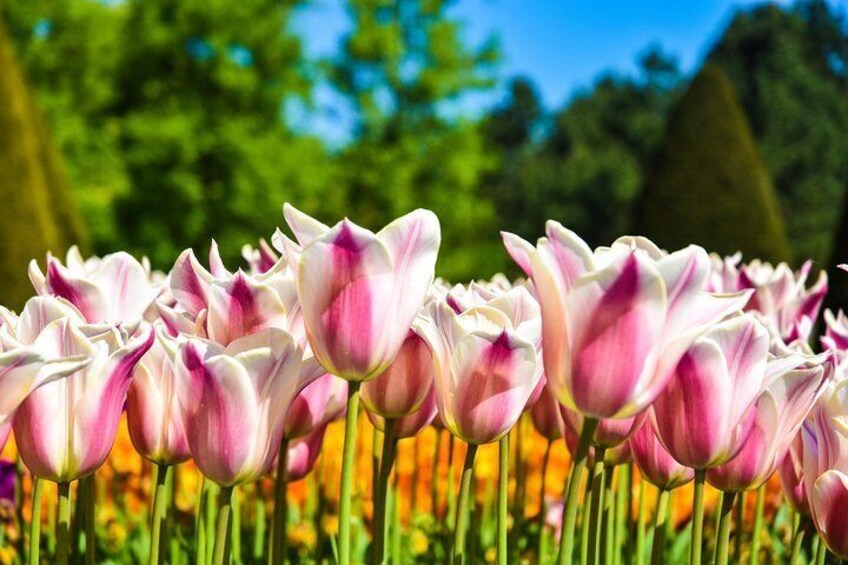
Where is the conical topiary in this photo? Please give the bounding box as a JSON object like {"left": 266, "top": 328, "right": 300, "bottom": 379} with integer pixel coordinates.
{"left": 635, "top": 63, "right": 790, "bottom": 262}
{"left": 0, "top": 14, "right": 88, "bottom": 309}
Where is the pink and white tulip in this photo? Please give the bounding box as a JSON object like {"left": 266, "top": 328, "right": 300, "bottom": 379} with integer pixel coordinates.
{"left": 11, "top": 298, "right": 153, "bottom": 482}
{"left": 284, "top": 424, "right": 328, "bottom": 483}
{"left": 502, "top": 226, "right": 750, "bottom": 419}
{"left": 368, "top": 385, "right": 438, "bottom": 439}
{"left": 529, "top": 383, "right": 565, "bottom": 441}
{"left": 708, "top": 255, "right": 827, "bottom": 343}
{"left": 0, "top": 298, "right": 92, "bottom": 450}
{"left": 29, "top": 247, "right": 162, "bottom": 325}
{"left": 175, "top": 328, "right": 323, "bottom": 486}
{"left": 278, "top": 204, "right": 440, "bottom": 381}
{"left": 126, "top": 324, "right": 191, "bottom": 466}
{"left": 779, "top": 432, "right": 810, "bottom": 515}
{"left": 629, "top": 417, "right": 694, "bottom": 490}
{"left": 418, "top": 298, "right": 541, "bottom": 445}
{"left": 285, "top": 372, "right": 348, "bottom": 440}
{"left": 652, "top": 315, "right": 770, "bottom": 470}
{"left": 707, "top": 353, "right": 830, "bottom": 491}
{"left": 361, "top": 329, "right": 434, "bottom": 419}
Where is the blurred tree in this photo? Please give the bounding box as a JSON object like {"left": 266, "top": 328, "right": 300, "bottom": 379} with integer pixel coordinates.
{"left": 329, "top": 0, "right": 502, "bottom": 280}
{"left": 1, "top": 0, "right": 125, "bottom": 254}
{"left": 635, "top": 63, "right": 790, "bottom": 261}
{"left": 708, "top": 0, "right": 848, "bottom": 264}
{"left": 0, "top": 13, "right": 87, "bottom": 308}
{"left": 485, "top": 48, "right": 681, "bottom": 251}
{"left": 112, "top": 0, "right": 337, "bottom": 267}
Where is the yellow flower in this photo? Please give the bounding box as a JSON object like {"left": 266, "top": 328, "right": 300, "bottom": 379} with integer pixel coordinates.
{"left": 485, "top": 547, "right": 497, "bottom": 563}
{"left": 322, "top": 514, "right": 339, "bottom": 536}
{"left": 0, "top": 545, "right": 17, "bottom": 565}
{"left": 288, "top": 523, "right": 317, "bottom": 549}
{"left": 106, "top": 520, "right": 128, "bottom": 550}
{"left": 411, "top": 529, "right": 428, "bottom": 555}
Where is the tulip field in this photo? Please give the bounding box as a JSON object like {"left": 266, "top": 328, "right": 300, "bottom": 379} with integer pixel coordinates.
{"left": 0, "top": 203, "right": 846, "bottom": 565}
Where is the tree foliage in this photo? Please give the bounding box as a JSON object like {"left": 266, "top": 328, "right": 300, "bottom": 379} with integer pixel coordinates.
{"left": 0, "top": 13, "right": 87, "bottom": 308}
{"left": 636, "top": 64, "right": 790, "bottom": 261}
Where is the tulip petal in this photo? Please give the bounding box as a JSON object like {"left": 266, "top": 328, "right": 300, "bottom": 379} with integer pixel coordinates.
{"left": 812, "top": 470, "right": 848, "bottom": 559}
{"left": 206, "top": 272, "right": 288, "bottom": 345}
{"left": 283, "top": 203, "right": 330, "bottom": 246}
{"left": 501, "top": 232, "right": 535, "bottom": 278}
{"left": 170, "top": 250, "right": 214, "bottom": 318}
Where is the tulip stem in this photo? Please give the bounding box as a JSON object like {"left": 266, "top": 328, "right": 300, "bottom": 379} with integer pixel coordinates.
{"left": 734, "top": 490, "right": 745, "bottom": 559}
{"left": 815, "top": 535, "right": 827, "bottom": 565}
{"left": 447, "top": 434, "right": 457, "bottom": 530}
{"left": 713, "top": 491, "right": 735, "bottom": 565}
{"left": 430, "top": 430, "right": 442, "bottom": 518}
{"left": 788, "top": 516, "right": 807, "bottom": 565}
{"left": 373, "top": 422, "right": 397, "bottom": 565}
{"left": 452, "top": 443, "right": 478, "bottom": 565}
{"left": 748, "top": 485, "right": 764, "bottom": 565}
{"left": 635, "top": 479, "right": 645, "bottom": 565}
{"left": 586, "top": 447, "right": 607, "bottom": 565}
{"left": 614, "top": 464, "right": 630, "bottom": 565}
{"left": 56, "top": 482, "right": 72, "bottom": 565}
{"left": 149, "top": 465, "right": 169, "bottom": 565}
{"left": 689, "top": 469, "right": 705, "bottom": 565}
{"left": 29, "top": 478, "right": 44, "bottom": 565}
{"left": 537, "top": 439, "right": 552, "bottom": 560}
{"left": 195, "top": 476, "right": 207, "bottom": 565}
{"left": 271, "top": 437, "right": 290, "bottom": 565}
{"left": 557, "top": 417, "right": 599, "bottom": 565}
{"left": 497, "top": 435, "right": 509, "bottom": 565}
{"left": 339, "top": 381, "right": 361, "bottom": 565}
{"left": 650, "top": 489, "right": 669, "bottom": 565}
{"left": 212, "top": 485, "right": 233, "bottom": 565}
{"left": 83, "top": 474, "right": 95, "bottom": 565}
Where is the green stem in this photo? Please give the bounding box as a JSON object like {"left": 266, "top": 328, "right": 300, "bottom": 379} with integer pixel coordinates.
{"left": 815, "top": 535, "right": 827, "bottom": 565}
{"left": 689, "top": 469, "right": 706, "bottom": 565}
{"left": 713, "top": 491, "right": 735, "bottom": 565}
{"left": 581, "top": 477, "right": 592, "bottom": 565}
{"left": 537, "top": 440, "right": 552, "bottom": 561}
{"left": 83, "top": 475, "right": 95, "bottom": 565}
{"left": 196, "top": 476, "right": 207, "bottom": 565}
{"left": 338, "top": 381, "right": 361, "bottom": 565}
{"left": 650, "top": 489, "right": 669, "bottom": 565}
{"left": 271, "top": 437, "right": 290, "bottom": 565}
{"left": 253, "top": 483, "right": 266, "bottom": 562}
{"left": 734, "top": 490, "right": 745, "bottom": 560}
{"left": 206, "top": 483, "right": 219, "bottom": 565}
{"left": 557, "top": 417, "right": 599, "bottom": 565}
{"left": 56, "top": 482, "right": 72, "bottom": 565}
{"left": 451, "top": 443, "right": 478, "bottom": 565}
{"left": 212, "top": 486, "right": 234, "bottom": 565}
{"left": 614, "top": 465, "right": 629, "bottom": 565}
{"left": 390, "top": 477, "right": 401, "bottom": 565}
{"left": 232, "top": 485, "right": 242, "bottom": 563}
{"left": 71, "top": 479, "right": 84, "bottom": 563}
{"left": 635, "top": 480, "right": 645, "bottom": 565}
{"left": 587, "top": 448, "right": 607, "bottom": 565}
{"left": 29, "top": 478, "right": 44, "bottom": 565}
{"left": 149, "top": 465, "right": 169, "bottom": 565}
{"left": 788, "top": 516, "right": 806, "bottom": 565}
{"left": 447, "top": 434, "right": 457, "bottom": 531}
{"left": 497, "top": 435, "right": 509, "bottom": 565}
{"left": 373, "top": 422, "right": 397, "bottom": 565}
{"left": 749, "top": 485, "right": 764, "bottom": 565}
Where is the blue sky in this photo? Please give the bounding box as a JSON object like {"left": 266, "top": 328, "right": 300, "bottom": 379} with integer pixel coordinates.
{"left": 290, "top": 0, "right": 839, "bottom": 141}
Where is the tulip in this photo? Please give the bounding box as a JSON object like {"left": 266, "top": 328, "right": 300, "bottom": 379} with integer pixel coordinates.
{"left": 12, "top": 305, "right": 153, "bottom": 483}
{"left": 284, "top": 372, "right": 347, "bottom": 440}
{"left": 126, "top": 324, "right": 191, "bottom": 466}
{"left": 801, "top": 379, "right": 848, "bottom": 559}
{"left": 629, "top": 417, "right": 694, "bottom": 491}
{"left": 361, "top": 329, "right": 434, "bottom": 419}
{"left": 779, "top": 432, "right": 810, "bottom": 515}
{"left": 503, "top": 226, "right": 748, "bottom": 565}
{"left": 168, "top": 243, "right": 293, "bottom": 346}
{"left": 418, "top": 297, "right": 540, "bottom": 565}
{"left": 241, "top": 238, "right": 280, "bottom": 275}
{"left": 175, "top": 328, "right": 321, "bottom": 487}
{"left": 707, "top": 354, "right": 829, "bottom": 492}
{"left": 279, "top": 204, "right": 440, "bottom": 565}
{"left": 529, "top": 383, "right": 565, "bottom": 442}
{"left": 29, "top": 247, "right": 162, "bottom": 325}
{"left": 284, "top": 424, "right": 328, "bottom": 483}
{"left": 652, "top": 314, "right": 771, "bottom": 565}
{"left": 708, "top": 255, "right": 827, "bottom": 344}
{"left": 0, "top": 300, "right": 91, "bottom": 451}
{"left": 176, "top": 328, "right": 321, "bottom": 565}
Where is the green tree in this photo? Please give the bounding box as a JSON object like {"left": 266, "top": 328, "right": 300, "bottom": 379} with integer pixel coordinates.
{"left": 0, "top": 13, "right": 87, "bottom": 308}
{"left": 708, "top": 0, "right": 848, "bottom": 263}
{"left": 113, "top": 0, "right": 337, "bottom": 267}
{"left": 485, "top": 48, "right": 681, "bottom": 250}
{"left": 329, "top": 0, "right": 502, "bottom": 280}
{"left": 635, "top": 63, "right": 790, "bottom": 261}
